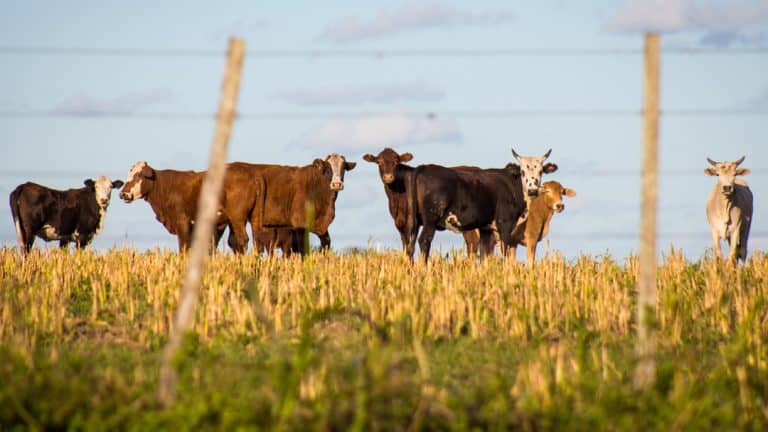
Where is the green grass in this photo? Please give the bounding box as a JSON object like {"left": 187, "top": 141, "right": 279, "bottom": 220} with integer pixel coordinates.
{"left": 0, "top": 247, "right": 766, "bottom": 430}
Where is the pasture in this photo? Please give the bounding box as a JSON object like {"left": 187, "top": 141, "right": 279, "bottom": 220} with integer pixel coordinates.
{"left": 1, "top": 247, "right": 766, "bottom": 430}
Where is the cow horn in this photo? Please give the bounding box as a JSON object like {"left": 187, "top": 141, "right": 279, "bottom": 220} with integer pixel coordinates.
{"left": 543, "top": 148, "right": 552, "bottom": 159}
{"left": 734, "top": 155, "right": 745, "bottom": 166}
{"left": 511, "top": 148, "right": 521, "bottom": 160}
{"left": 706, "top": 157, "right": 718, "bottom": 167}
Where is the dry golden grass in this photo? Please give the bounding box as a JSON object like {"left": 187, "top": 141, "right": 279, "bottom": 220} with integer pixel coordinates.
{"left": 1, "top": 246, "right": 766, "bottom": 429}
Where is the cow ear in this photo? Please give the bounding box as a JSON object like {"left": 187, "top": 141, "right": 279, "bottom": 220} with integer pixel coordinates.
{"left": 736, "top": 168, "right": 750, "bottom": 176}
{"left": 83, "top": 179, "right": 95, "bottom": 188}
{"left": 563, "top": 188, "right": 576, "bottom": 197}
{"left": 313, "top": 158, "right": 326, "bottom": 170}
{"left": 345, "top": 161, "right": 357, "bottom": 171}
{"left": 362, "top": 154, "right": 377, "bottom": 163}
{"left": 112, "top": 180, "right": 124, "bottom": 188}
{"left": 141, "top": 165, "right": 156, "bottom": 180}
{"left": 704, "top": 168, "right": 718, "bottom": 176}
{"left": 400, "top": 153, "right": 414, "bottom": 163}
{"left": 505, "top": 163, "right": 521, "bottom": 175}
{"left": 543, "top": 163, "right": 558, "bottom": 174}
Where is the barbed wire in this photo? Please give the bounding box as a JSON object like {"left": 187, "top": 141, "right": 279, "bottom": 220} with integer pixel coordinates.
{"left": 2, "top": 46, "right": 768, "bottom": 58}
{"left": 1, "top": 109, "right": 767, "bottom": 120}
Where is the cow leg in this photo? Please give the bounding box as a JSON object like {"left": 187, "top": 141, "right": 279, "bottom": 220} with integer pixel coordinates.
{"left": 727, "top": 224, "right": 741, "bottom": 264}
{"left": 317, "top": 231, "right": 331, "bottom": 250}
{"left": 710, "top": 229, "right": 723, "bottom": 260}
{"left": 463, "top": 230, "right": 478, "bottom": 258}
{"left": 525, "top": 239, "right": 536, "bottom": 266}
{"left": 293, "top": 228, "right": 308, "bottom": 256}
{"left": 418, "top": 224, "right": 437, "bottom": 264}
{"left": 227, "top": 218, "right": 250, "bottom": 254}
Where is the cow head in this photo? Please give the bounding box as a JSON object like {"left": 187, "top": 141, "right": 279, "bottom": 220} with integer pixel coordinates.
{"left": 120, "top": 161, "right": 156, "bottom": 202}
{"left": 324, "top": 153, "right": 356, "bottom": 191}
{"left": 539, "top": 181, "right": 576, "bottom": 213}
{"left": 705, "top": 156, "right": 750, "bottom": 196}
{"left": 84, "top": 176, "right": 124, "bottom": 208}
{"left": 362, "top": 148, "right": 414, "bottom": 184}
{"left": 511, "top": 148, "right": 558, "bottom": 198}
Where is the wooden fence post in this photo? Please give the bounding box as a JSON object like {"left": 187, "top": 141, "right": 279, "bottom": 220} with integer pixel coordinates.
{"left": 158, "top": 37, "right": 246, "bottom": 407}
{"left": 635, "top": 32, "right": 660, "bottom": 390}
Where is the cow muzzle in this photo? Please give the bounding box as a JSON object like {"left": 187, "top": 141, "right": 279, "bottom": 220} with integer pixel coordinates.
{"left": 722, "top": 185, "right": 733, "bottom": 195}
{"left": 554, "top": 203, "right": 564, "bottom": 213}
{"left": 99, "top": 199, "right": 109, "bottom": 207}
{"left": 331, "top": 182, "right": 344, "bottom": 191}
{"left": 120, "top": 192, "right": 133, "bottom": 202}
{"left": 382, "top": 174, "right": 395, "bottom": 184}
{"left": 527, "top": 189, "right": 539, "bottom": 197}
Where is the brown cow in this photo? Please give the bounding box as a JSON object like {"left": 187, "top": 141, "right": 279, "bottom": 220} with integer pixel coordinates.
{"left": 464, "top": 180, "right": 575, "bottom": 264}
{"left": 362, "top": 148, "right": 420, "bottom": 259}
{"left": 253, "top": 228, "right": 297, "bottom": 256}
{"left": 119, "top": 161, "right": 234, "bottom": 252}
{"left": 226, "top": 153, "right": 355, "bottom": 255}
{"left": 10, "top": 176, "right": 123, "bottom": 254}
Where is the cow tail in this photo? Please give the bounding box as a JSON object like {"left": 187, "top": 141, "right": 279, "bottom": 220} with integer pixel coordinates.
{"left": 9, "top": 186, "right": 26, "bottom": 252}
{"left": 406, "top": 169, "right": 418, "bottom": 244}
{"left": 252, "top": 174, "right": 266, "bottom": 235}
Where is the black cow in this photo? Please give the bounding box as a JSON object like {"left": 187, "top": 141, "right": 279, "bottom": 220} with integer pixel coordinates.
{"left": 9, "top": 176, "right": 124, "bottom": 254}
{"left": 413, "top": 163, "right": 525, "bottom": 263}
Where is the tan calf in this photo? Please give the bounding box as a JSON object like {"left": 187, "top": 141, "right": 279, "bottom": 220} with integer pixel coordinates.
{"left": 510, "top": 180, "right": 575, "bottom": 265}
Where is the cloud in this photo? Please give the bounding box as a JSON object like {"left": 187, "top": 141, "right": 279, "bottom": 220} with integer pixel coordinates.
{"left": 274, "top": 82, "right": 444, "bottom": 106}
{"left": 296, "top": 112, "right": 462, "bottom": 152}
{"left": 606, "top": 0, "right": 768, "bottom": 46}
{"left": 747, "top": 87, "right": 768, "bottom": 108}
{"left": 51, "top": 88, "right": 176, "bottom": 115}
{"left": 319, "top": 3, "right": 513, "bottom": 43}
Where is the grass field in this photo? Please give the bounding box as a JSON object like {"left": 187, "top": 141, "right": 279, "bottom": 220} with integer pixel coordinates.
{"left": 1, "top": 247, "right": 766, "bottom": 430}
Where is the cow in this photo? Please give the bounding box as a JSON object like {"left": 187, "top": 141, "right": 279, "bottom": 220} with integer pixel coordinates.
{"left": 508, "top": 181, "right": 576, "bottom": 265}
{"left": 461, "top": 149, "right": 559, "bottom": 258}
{"left": 9, "top": 176, "right": 124, "bottom": 254}
{"left": 412, "top": 160, "right": 526, "bottom": 263}
{"left": 704, "top": 156, "right": 753, "bottom": 263}
{"left": 227, "top": 153, "right": 355, "bottom": 256}
{"left": 119, "top": 161, "right": 233, "bottom": 252}
{"left": 362, "top": 148, "right": 420, "bottom": 259}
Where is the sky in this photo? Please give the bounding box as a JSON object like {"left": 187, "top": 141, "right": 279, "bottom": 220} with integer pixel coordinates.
{"left": 1, "top": 0, "right": 767, "bottom": 260}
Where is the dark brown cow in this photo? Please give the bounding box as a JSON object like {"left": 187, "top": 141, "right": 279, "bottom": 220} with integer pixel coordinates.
{"left": 464, "top": 180, "right": 575, "bottom": 264}
{"left": 119, "top": 161, "right": 234, "bottom": 252}
{"left": 9, "top": 176, "right": 124, "bottom": 254}
{"left": 362, "top": 148, "right": 420, "bottom": 259}
{"left": 225, "top": 153, "right": 355, "bottom": 256}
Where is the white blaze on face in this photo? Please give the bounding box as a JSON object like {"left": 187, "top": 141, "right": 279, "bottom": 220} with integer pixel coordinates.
{"left": 122, "top": 161, "right": 147, "bottom": 201}
{"left": 326, "top": 153, "right": 346, "bottom": 191}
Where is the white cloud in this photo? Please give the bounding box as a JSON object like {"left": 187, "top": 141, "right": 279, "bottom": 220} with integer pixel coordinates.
{"left": 297, "top": 112, "right": 462, "bottom": 152}
{"left": 51, "top": 89, "right": 176, "bottom": 115}
{"left": 606, "top": 0, "right": 768, "bottom": 46}
{"left": 274, "top": 82, "right": 444, "bottom": 106}
{"left": 319, "top": 3, "right": 513, "bottom": 43}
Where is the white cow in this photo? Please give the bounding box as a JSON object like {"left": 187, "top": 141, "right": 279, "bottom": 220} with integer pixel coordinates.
{"left": 705, "top": 156, "right": 753, "bottom": 263}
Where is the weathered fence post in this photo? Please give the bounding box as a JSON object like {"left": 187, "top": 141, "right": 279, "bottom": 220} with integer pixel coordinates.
{"left": 635, "top": 32, "right": 660, "bottom": 390}
{"left": 158, "top": 37, "right": 246, "bottom": 407}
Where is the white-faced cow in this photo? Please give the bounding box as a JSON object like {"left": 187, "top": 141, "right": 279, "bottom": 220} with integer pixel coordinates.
{"left": 461, "top": 149, "right": 559, "bottom": 257}
{"left": 119, "top": 161, "right": 231, "bottom": 252}
{"left": 704, "top": 156, "right": 753, "bottom": 263}
{"left": 226, "top": 153, "right": 356, "bottom": 256}
{"left": 9, "top": 176, "right": 124, "bottom": 254}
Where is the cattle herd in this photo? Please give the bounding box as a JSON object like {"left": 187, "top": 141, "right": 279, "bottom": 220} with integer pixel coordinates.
{"left": 8, "top": 149, "right": 754, "bottom": 264}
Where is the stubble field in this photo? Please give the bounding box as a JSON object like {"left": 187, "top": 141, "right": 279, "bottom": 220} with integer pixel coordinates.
{"left": 0, "top": 247, "right": 766, "bottom": 430}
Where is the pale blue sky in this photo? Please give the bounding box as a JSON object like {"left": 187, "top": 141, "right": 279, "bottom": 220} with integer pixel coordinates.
{"left": 2, "top": 0, "right": 767, "bottom": 259}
